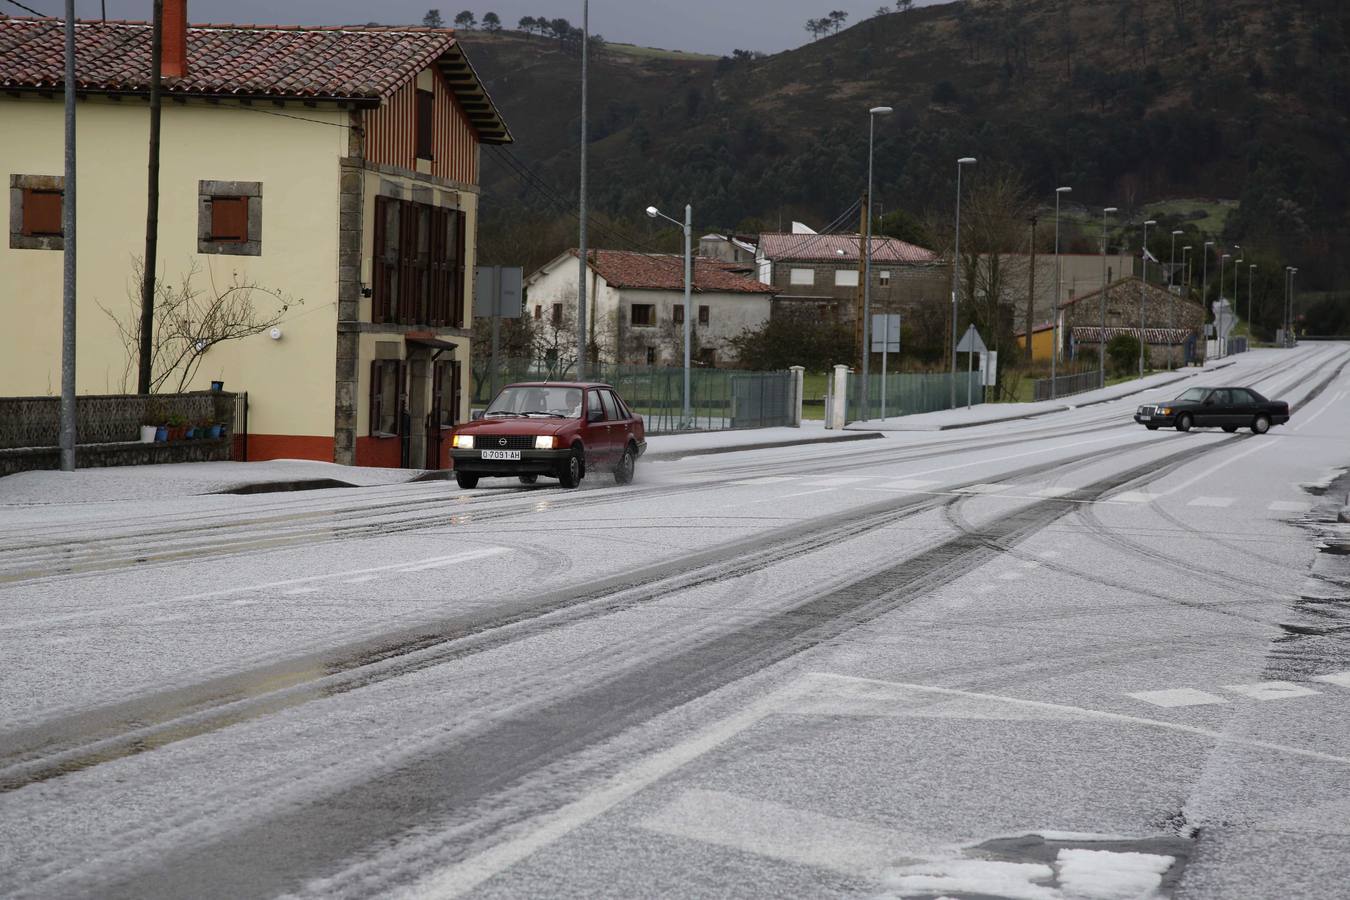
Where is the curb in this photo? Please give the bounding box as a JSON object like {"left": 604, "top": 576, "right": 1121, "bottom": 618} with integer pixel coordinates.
{"left": 845, "top": 406, "right": 1070, "bottom": 433}
{"left": 644, "top": 431, "right": 885, "bottom": 461}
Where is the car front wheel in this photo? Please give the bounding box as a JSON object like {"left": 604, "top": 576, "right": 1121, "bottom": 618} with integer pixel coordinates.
{"left": 518, "top": 474, "right": 538, "bottom": 485}
{"left": 1222, "top": 425, "right": 1238, "bottom": 433}
{"left": 1176, "top": 413, "right": 1193, "bottom": 433}
{"left": 455, "top": 471, "right": 479, "bottom": 489}
{"left": 1146, "top": 425, "right": 1159, "bottom": 431}
{"left": 558, "top": 447, "right": 584, "bottom": 488}
{"left": 1252, "top": 414, "right": 1271, "bottom": 435}
{"left": 613, "top": 444, "right": 636, "bottom": 485}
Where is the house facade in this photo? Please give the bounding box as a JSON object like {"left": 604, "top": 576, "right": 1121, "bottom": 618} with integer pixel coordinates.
{"left": 0, "top": 6, "right": 510, "bottom": 469}
{"left": 755, "top": 232, "right": 948, "bottom": 321}
{"left": 524, "top": 250, "right": 776, "bottom": 368}
{"left": 1063, "top": 277, "right": 1205, "bottom": 368}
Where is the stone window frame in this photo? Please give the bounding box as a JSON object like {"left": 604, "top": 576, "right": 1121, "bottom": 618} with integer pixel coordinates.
{"left": 9, "top": 174, "right": 65, "bottom": 251}
{"left": 198, "top": 180, "right": 262, "bottom": 256}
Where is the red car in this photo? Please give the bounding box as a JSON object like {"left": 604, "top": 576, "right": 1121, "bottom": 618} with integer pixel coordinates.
{"left": 449, "top": 381, "right": 646, "bottom": 489}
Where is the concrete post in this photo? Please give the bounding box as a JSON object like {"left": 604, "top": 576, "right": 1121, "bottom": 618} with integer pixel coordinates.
{"left": 830, "top": 364, "right": 849, "bottom": 430}
{"left": 789, "top": 366, "right": 805, "bottom": 428}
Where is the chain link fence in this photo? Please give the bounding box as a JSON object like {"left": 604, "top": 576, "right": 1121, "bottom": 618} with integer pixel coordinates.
{"left": 1031, "top": 369, "right": 1105, "bottom": 402}
{"left": 844, "top": 371, "right": 984, "bottom": 422}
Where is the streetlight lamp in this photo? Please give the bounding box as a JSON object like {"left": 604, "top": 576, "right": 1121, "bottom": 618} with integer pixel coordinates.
{"left": 1099, "top": 207, "right": 1117, "bottom": 385}
{"left": 1051, "top": 186, "right": 1071, "bottom": 398}
{"left": 1139, "top": 219, "right": 1156, "bottom": 377}
{"left": 646, "top": 203, "right": 693, "bottom": 427}
{"left": 1169, "top": 230, "right": 1183, "bottom": 371}
{"left": 861, "top": 105, "right": 893, "bottom": 420}
{"left": 949, "top": 157, "right": 976, "bottom": 408}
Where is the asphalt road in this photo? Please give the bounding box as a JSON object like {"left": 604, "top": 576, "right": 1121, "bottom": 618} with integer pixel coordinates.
{"left": 2, "top": 345, "right": 1349, "bottom": 899}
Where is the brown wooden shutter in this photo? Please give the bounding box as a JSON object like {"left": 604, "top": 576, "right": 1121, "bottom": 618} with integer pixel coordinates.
{"left": 210, "top": 197, "right": 248, "bottom": 242}
{"left": 372, "top": 197, "right": 388, "bottom": 323}
{"left": 396, "top": 360, "right": 409, "bottom": 435}
{"left": 453, "top": 209, "right": 467, "bottom": 326}
{"left": 415, "top": 89, "right": 434, "bottom": 160}
{"left": 22, "top": 189, "right": 63, "bottom": 237}
{"left": 369, "top": 360, "right": 383, "bottom": 436}
{"left": 399, "top": 201, "right": 417, "bottom": 325}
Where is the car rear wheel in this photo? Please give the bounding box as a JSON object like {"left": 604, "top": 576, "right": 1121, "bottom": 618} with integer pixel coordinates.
{"left": 455, "top": 471, "right": 479, "bottom": 489}
{"left": 1222, "top": 425, "right": 1238, "bottom": 433}
{"left": 613, "top": 444, "right": 636, "bottom": 485}
{"left": 1252, "top": 414, "right": 1271, "bottom": 435}
{"left": 1176, "top": 413, "right": 1193, "bottom": 433}
{"left": 557, "top": 447, "right": 583, "bottom": 489}
{"left": 518, "top": 474, "right": 538, "bottom": 485}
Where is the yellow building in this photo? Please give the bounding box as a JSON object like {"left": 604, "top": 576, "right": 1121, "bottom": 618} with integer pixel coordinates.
{"left": 0, "top": 7, "right": 511, "bottom": 467}
{"left": 1014, "top": 323, "right": 1057, "bottom": 362}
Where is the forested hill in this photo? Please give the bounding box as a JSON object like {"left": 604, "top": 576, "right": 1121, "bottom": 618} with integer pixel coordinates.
{"left": 461, "top": 0, "right": 1350, "bottom": 302}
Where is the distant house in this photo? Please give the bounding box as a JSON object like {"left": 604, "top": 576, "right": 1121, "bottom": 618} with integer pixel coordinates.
{"left": 1063, "top": 277, "right": 1205, "bottom": 368}
{"left": 524, "top": 250, "right": 776, "bottom": 367}
{"left": 754, "top": 232, "right": 946, "bottom": 321}
{"left": 698, "top": 234, "right": 757, "bottom": 265}
{"left": 996, "top": 252, "right": 1139, "bottom": 337}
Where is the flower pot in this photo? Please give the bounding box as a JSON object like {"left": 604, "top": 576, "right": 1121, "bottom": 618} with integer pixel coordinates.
{"left": 140, "top": 425, "right": 158, "bottom": 443}
{"left": 155, "top": 426, "right": 168, "bottom": 442}
{"left": 210, "top": 380, "right": 225, "bottom": 392}
{"left": 209, "top": 424, "right": 224, "bottom": 439}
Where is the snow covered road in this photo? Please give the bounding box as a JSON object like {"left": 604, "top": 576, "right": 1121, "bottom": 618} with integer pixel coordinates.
{"left": 2, "top": 345, "right": 1350, "bottom": 899}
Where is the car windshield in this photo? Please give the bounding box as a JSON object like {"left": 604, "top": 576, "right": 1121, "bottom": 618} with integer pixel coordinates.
{"left": 1175, "top": 388, "right": 1210, "bottom": 402}
{"left": 485, "top": 386, "right": 582, "bottom": 418}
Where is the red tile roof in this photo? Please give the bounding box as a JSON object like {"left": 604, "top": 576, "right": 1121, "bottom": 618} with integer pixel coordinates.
{"left": 0, "top": 17, "right": 508, "bottom": 140}
{"left": 758, "top": 232, "right": 937, "bottom": 264}
{"left": 572, "top": 250, "right": 775, "bottom": 295}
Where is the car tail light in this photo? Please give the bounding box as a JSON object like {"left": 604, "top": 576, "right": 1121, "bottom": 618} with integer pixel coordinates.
{"left": 452, "top": 434, "right": 474, "bottom": 449}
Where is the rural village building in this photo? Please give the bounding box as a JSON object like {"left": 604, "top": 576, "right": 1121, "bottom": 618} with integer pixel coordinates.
{"left": 1062, "top": 277, "right": 1206, "bottom": 368}
{"left": 525, "top": 249, "right": 776, "bottom": 368}
{"left": 754, "top": 232, "right": 947, "bottom": 322}
{"left": 0, "top": 6, "right": 510, "bottom": 468}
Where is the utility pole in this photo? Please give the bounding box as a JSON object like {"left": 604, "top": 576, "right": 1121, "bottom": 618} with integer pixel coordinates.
{"left": 60, "top": 0, "right": 78, "bottom": 471}
{"left": 1025, "top": 215, "right": 1037, "bottom": 361}
{"left": 575, "top": 0, "right": 589, "bottom": 380}
{"left": 855, "top": 191, "right": 868, "bottom": 373}
{"left": 138, "top": 0, "right": 163, "bottom": 394}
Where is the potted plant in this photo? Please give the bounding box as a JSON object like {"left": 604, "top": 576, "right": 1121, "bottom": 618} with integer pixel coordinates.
{"left": 139, "top": 404, "right": 163, "bottom": 444}
{"left": 165, "top": 413, "right": 187, "bottom": 442}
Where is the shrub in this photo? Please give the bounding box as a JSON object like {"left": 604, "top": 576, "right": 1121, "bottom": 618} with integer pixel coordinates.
{"left": 1106, "top": 333, "right": 1149, "bottom": 374}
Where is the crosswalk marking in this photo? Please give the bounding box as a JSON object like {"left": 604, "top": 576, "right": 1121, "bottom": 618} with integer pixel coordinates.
{"left": 1128, "top": 688, "right": 1228, "bottom": 708}
{"left": 1223, "top": 681, "right": 1321, "bottom": 701}
{"left": 1112, "top": 491, "right": 1158, "bottom": 503}
{"left": 1269, "top": 500, "right": 1312, "bottom": 513}
{"left": 1188, "top": 497, "right": 1235, "bottom": 508}
{"left": 1313, "top": 671, "right": 1350, "bottom": 688}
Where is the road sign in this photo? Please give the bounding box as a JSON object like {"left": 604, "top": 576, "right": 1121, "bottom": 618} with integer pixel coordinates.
{"left": 955, "top": 324, "right": 986, "bottom": 354}
{"left": 871, "top": 313, "right": 901, "bottom": 352}
{"left": 474, "top": 266, "right": 523, "bottom": 318}
{"left": 981, "top": 350, "right": 998, "bottom": 387}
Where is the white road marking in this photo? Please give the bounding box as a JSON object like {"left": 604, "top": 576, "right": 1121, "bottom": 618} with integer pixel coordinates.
{"left": 1034, "top": 486, "right": 1076, "bottom": 498}
{"left": 1158, "top": 438, "right": 1275, "bottom": 497}
{"left": 343, "top": 575, "right": 379, "bottom": 584}
{"left": 1187, "top": 497, "right": 1235, "bottom": 508}
{"left": 1112, "top": 491, "right": 1157, "bottom": 504}
{"left": 883, "top": 478, "right": 939, "bottom": 490}
{"left": 804, "top": 476, "right": 869, "bottom": 487}
{"left": 1037, "top": 550, "right": 1062, "bottom": 559}
{"left": 1222, "top": 681, "right": 1322, "bottom": 701}
{"left": 640, "top": 789, "right": 930, "bottom": 876}
{"left": 1269, "top": 501, "right": 1312, "bottom": 513}
{"left": 1128, "top": 688, "right": 1229, "bottom": 708}
{"left": 283, "top": 588, "right": 321, "bottom": 597}
{"left": 1314, "top": 671, "right": 1350, "bottom": 689}
{"left": 953, "top": 483, "right": 1011, "bottom": 495}
{"left": 996, "top": 571, "right": 1024, "bottom": 581}
{"left": 1293, "top": 390, "right": 1343, "bottom": 431}
{"left": 745, "top": 487, "right": 835, "bottom": 504}
{"left": 727, "top": 476, "right": 796, "bottom": 486}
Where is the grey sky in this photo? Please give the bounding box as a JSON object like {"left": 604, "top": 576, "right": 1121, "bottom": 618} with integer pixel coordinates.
{"left": 55, "top": 0, "right": 941, "bottom": 57}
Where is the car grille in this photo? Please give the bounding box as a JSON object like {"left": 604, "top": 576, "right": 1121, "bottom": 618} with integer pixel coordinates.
{"left": 1139, "top": 405, "right": 1156, "bottom": 417}
{"left": 479, "top": 435, "right": 536, "bottom": 450}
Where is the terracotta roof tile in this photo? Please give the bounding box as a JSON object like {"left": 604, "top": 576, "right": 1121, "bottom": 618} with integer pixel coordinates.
{"left": 573, "top": 250, "right": 775, "bottom": 295}
{"left": 1, "top": 17, "right": 457, "bottom": 101}
{"left": 758, "top": 232, "right": 937, "bottom": 264}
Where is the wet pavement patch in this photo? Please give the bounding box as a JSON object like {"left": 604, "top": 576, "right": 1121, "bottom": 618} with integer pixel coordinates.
{"left": 216, "top": 478, "right": 357, "bottom": 495}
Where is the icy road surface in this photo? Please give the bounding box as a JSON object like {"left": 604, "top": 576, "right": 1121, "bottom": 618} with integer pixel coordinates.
{"left": 2, "top": 345, "right": 1350, "bottom": 899}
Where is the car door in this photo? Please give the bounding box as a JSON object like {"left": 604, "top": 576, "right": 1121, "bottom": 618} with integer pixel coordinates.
{"left": 603, "top": 389, "right": 631, "bottom": 455}
{"left": 1227, "top": 388, "right": 1257, "bottom": 426}
{"left": 584, "top": 388, "right": 612, "bottom": 464}
{"left": 1196, "top": 389, "right": 1223, "bottom": 426}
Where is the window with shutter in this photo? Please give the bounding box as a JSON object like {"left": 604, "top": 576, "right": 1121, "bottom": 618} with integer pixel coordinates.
{"left": 210, "top": 197, "right": 249, "bottom": 242}
{"left": 21, "top": 189, "right": 63, "bottom": 237}
{"left": 698, "top": 305, "right": 710, "bottom": 325}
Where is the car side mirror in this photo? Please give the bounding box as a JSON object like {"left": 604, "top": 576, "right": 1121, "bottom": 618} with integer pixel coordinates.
{"left": 471, "top": 409, "right": 484, "bottom": 420}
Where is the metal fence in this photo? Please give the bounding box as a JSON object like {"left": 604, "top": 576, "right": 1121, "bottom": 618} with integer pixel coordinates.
{"left": 1031, "top": 369, "right": 1104, "bottom": 402}
{"left": 473, "top": 361, "right": 795, "bottom": 435}
{"left": 845, "top": 371, "right": 984, "bottom": 422}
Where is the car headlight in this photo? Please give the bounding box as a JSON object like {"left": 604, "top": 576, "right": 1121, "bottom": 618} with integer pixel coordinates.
{"left": 452, "top": 434, "right": 474, "bottom": 449}
{"left": 1158, "top": 407, "right": 1172, "bottom": 415}
{"left": 534, "top": 435, "right": 555, "bottom": 450}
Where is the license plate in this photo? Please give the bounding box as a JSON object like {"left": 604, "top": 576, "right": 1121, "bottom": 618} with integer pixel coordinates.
{"left": 480, "top": 449, "right": 521, "bottom": 461}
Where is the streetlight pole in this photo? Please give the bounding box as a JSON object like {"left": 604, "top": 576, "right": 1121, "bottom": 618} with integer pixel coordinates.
{"left": 1200, "top": 241, "right": 1213, "bottom": 357}
{"left": 1139, "top": 219, "right": 1156, "bottom": 378}
{"left": 1217, "top": 253, "right": 1230, "bottom": 359}
{"left": 1052, "top": 186, "right": 1071, "bottom": 398}
{"left": 862, "top": 106, "right": 893, "bottom": 420}
{"left": 1233, "top": 255, "right": 1244, "bottom": 349}
{"left": 1248, "top": 264, "right": 1256, "bottom": 341}
{"left": 949, "top": 157, "right": 976, "bottom": 408}
{"left": 1169, "top": 230, "right": 1183, "bottom": 371}
{"left": 646, "top": 204, "right": 693, "bottom": 426}
{"left": 60, "top": 0, "right": 78, "bottom": 472}
{"left": 576, "top": 0, "right": 589, "bottom": 380}
{"left": 1182, "top": 246, "right": 1192, "bottom": 298}
{"left": 1099, "top": 207, "right": 1117, "bottom": 385}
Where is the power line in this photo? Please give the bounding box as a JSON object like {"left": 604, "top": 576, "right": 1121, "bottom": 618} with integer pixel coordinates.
{"left": 2, "top": 0, "right": 46, "bottom": 16}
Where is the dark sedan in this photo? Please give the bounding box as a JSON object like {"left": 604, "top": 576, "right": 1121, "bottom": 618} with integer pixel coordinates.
{"left": 1135, "top": 386, "right": 1290, "bottom": 434}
